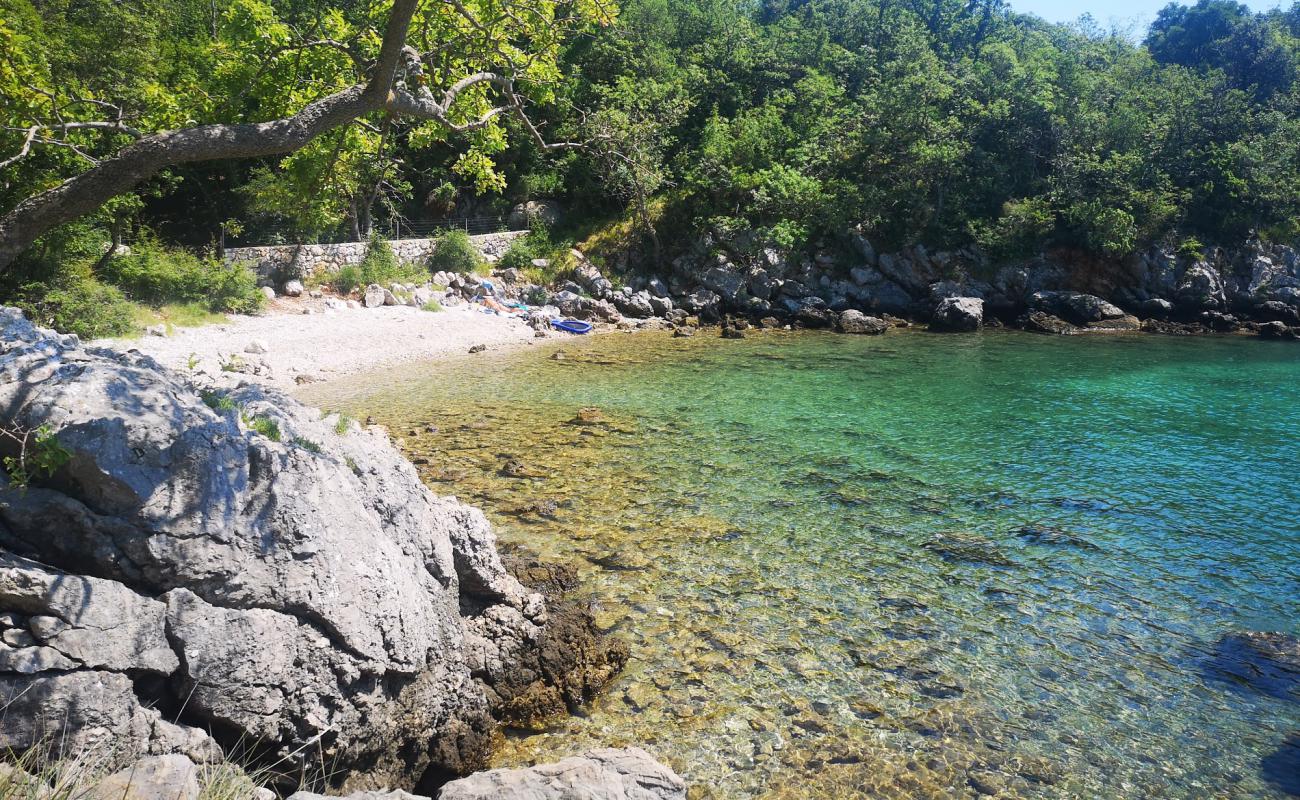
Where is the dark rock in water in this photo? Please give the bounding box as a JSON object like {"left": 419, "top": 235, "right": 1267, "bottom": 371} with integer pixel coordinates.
{"left": 504, "top": 498, "right": 560, "bottom": 520}
{"left": 1020, "top": 311, "right": 1077, "bottom": 335}
{"left": 468, "top": 343, "right": 487, "bottom": 354}
{"left": 585, "top": 551, "right": 651, "bottom": 572}
{"left": 720, "top": 324, "right": 745, "bottom": 339}
{"left": 1142, "top": 317, "right": 1205, "bottom": 336}
{"left": 484, "top": 549, "right": 630, "bottom": 732}
{"left": 672, "top": 326, "right": 695, "bottom": 338}
{"left": 1253, "top": 300, "right": 1300, "bottom": 325}
{"left": 498, "top": 457, "right": 543, "bottom": 478}
{"left": 930, "top": 297, "right": 984, "bottom": 332}
{"left": 1199, "top": 310, "right": 1240, "bottom": 332}
{"left": 759, "top": 316, "right": 782, "bottom": 329}
{"left": 922, "top": 533, "right": 1016, "bottom": 567}
{"left": 1210, "top": 631, "right": 1300, "bottom": 702}
{"left": 1013, "top": 525, "right": 1100, "bottom": 551}
{"left": 1261, "top": 732, "right": 1300, "bottom": 797}
{"left": 1259, "top": 321, "right": 1300, "bottom": 341}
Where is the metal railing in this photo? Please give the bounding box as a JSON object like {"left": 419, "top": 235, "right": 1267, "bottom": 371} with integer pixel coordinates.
{"left": 223, "top": 216, "right": 514, "bottom": 249}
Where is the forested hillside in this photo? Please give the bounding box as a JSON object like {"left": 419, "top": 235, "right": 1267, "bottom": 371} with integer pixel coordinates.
{"left": 3, "top": 0, "right": 1300, "bottom": 332}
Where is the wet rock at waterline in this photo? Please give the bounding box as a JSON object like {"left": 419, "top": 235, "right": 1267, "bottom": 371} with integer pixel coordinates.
{"left": 0, "top": 307, "right": 628, "bottom": 792}
{"left": 837, "top": 309, "right": 888, "bottom": 335}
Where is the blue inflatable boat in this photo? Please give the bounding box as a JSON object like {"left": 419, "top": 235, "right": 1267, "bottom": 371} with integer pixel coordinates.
{"left": 551, "top": 318, "right": 593, "bottom": 334}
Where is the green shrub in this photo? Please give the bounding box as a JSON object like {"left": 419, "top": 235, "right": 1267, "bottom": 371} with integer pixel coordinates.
{"left": 334, "top": 234, "right": 427, "bottom": 293}
{"left": 200, "top": 390, "right": 238, "bottom": 413}
{"left": 334, "top": 264, "right": 363, "bottom": 295}
{"left": 498, "top": 236, "right": 540, "bottom": 272}
{"left": 291, "top": 436, "right": 322, "bottom": 453}
{"left": 99, "top": 239, "right": 264, "bottom": 315}
{"left": 18, "top": 276, "right": 138, "bottom": 339}
{"left": 207, "top": 261, "right": 266, "bottom": 314}
{"left": 246, "top": 415, "right": 281, "bottom": 442}
{"left": 427, "top": 229, "right": 483, "bottom": 274}
{"left": 421, "top": 299, "right": 443, "bottom": 312}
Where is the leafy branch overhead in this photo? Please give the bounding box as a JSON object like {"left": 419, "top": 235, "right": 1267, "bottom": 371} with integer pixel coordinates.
{"left": 0, "top": 0, "right": 614, "bottom": 269}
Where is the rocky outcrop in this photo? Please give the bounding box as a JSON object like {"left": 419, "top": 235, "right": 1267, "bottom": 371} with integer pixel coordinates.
{"left": 1028, "top": 291, "right": 1124, "bottom": 325}
{"left": 437, "top": 748, "right": 686, "bottom": 800}
{"left": 930, "top": 297, "right": 983, "bottom": 332}
{"left": 0, "top": 307, "right": 623, "bottom": 792}
{"left": 836, "top": 309, "right": 887, "bottom": 335}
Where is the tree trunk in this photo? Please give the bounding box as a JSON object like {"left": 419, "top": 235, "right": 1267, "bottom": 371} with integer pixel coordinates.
{"left": 0, "top": 0, "right": 419, "bottom": 272}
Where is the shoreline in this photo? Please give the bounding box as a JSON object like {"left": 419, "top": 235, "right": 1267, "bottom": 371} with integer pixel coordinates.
{"left": 95, "top": 293, "right": 1289, "bottom": 397}
{"left": 95, "top": 295, "right": 566, "bottom": 389}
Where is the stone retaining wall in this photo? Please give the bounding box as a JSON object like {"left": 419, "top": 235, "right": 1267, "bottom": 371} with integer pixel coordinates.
{"left": 225, "top": 231, "right": 526, "bottom": 279}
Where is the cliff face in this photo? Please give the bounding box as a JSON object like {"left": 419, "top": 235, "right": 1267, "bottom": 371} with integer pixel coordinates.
{"left": 0, "top": 307, "right": 620, "bottom": 791}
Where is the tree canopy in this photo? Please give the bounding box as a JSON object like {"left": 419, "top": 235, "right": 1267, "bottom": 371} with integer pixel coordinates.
{"left": 3, "top": 0, "right": 1300, "bottom": 279}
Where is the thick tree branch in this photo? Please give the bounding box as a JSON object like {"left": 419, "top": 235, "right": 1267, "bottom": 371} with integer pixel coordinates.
{"left": 0, "top": 0, "right": 422, "bottom": 269}
{"left": 0, "top": 0, "right": 583, "bottom": 271}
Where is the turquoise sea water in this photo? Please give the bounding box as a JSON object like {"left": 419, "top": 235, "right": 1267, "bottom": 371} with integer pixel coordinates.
{"left": 304, "top": 330, "right": 1300, "bottom": 798}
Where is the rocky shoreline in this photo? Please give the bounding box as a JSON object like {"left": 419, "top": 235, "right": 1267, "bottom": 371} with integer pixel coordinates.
{"left": 450, "top": 235, "right": 1300, "bottom": 342}
{"left": 0, "top": 307, "right": 683, "bottom": 799}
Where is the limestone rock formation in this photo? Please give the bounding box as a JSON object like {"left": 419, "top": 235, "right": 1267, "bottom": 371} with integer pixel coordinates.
{"left": 437, "top": 748, "right": 686, "bottom": 800}
{"left": 836, "top": 309, "right": 888, "bottom": 335}
{"left": 0, "top": 307, "right": 621, "bottom": 792}
{"left": 930, "top": 297, "right": 984, "bottom": 332}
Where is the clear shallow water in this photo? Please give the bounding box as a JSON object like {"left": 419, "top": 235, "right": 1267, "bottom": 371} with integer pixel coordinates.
{"left": 303, "top": 330, "right": 1300, "bottom": 798}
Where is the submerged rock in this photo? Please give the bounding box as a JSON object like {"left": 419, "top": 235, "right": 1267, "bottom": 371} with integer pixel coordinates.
{"left": 0, "top": 307, "right": 620, "bottom": 792}
{"left": 1210, "top": 631, "right": 1300, "bottom": 702}
{"left": 922, "top": 533, "right": 1016, "bottom": 567}
{"left": 438, "top": 748, "right": 686, "bottom": 800}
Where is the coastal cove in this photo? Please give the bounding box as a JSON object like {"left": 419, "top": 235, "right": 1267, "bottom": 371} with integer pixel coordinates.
{"left": 303, "top": 328, "right": 1300, "bottom": 799}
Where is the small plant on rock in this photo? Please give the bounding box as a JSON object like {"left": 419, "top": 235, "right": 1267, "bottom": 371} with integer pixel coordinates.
{"left": 1, "top": 424, "right": 72, "bottom": 488}
{"left": 200, "top": 390, "right": 239, "bottom": 413}
{"left": 245, "top": 415, "right": 281, "bottom": 442}
{"left": 291, "top": 436, "right": 322, "bottom": 454}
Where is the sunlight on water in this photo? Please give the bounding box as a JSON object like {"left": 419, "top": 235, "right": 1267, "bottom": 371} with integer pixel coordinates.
{"left": 303, "top": 330, "right": 1300, "bottom": 799}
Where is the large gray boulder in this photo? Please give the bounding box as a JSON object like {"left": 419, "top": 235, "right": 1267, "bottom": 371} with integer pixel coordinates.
{"left": 1029, "top": 291, "right": 1124, "bottom": 325}
{"left": 0, "top": 307, "right": 619, "bottom": 792}
{"left": 437, "top": 748, "right": 685, "bottom": 800}
{"left": 613, "top": 290, "right": 655, "bottom": 319}
{"left": 930, "top": 296, "right": 984, "bottom": 332}
{"left": 699, "top": 265, "right": 746, "bottom": 305}
{"left": 837, "top": 309, "right": 888, "bottom": 335}
{"left": 1175, "top": 262, "right": 1226, "bottom": 312}
{"left": 572, "top": 256, "right": 613, "bottom": 299}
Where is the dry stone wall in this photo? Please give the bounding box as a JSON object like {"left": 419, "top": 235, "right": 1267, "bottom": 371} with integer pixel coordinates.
{"left": 226, "top": 231, "right": 526, "bottom": 280}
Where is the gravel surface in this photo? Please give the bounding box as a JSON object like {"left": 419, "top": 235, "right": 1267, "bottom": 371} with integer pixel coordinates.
{"left": 96, "top": 295, "right": 545, "bottom": 389}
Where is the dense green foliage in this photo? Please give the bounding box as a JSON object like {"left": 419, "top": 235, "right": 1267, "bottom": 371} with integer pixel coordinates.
{"left": 3, "top": 0, "right": 1300, "bottom": 302}
{"left": 427, "top": 230, "right": 485, "bottom": 274}
{"left": 522, "top": 0, "right": 1300, "bottom": 261}
{"left": 334, "top": 233, "right": 427, "bottom": 294}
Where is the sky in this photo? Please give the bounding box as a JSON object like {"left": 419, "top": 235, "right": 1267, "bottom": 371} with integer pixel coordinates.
{"left": 1010, "top": 0, "right": 1287, "bottom": 27}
